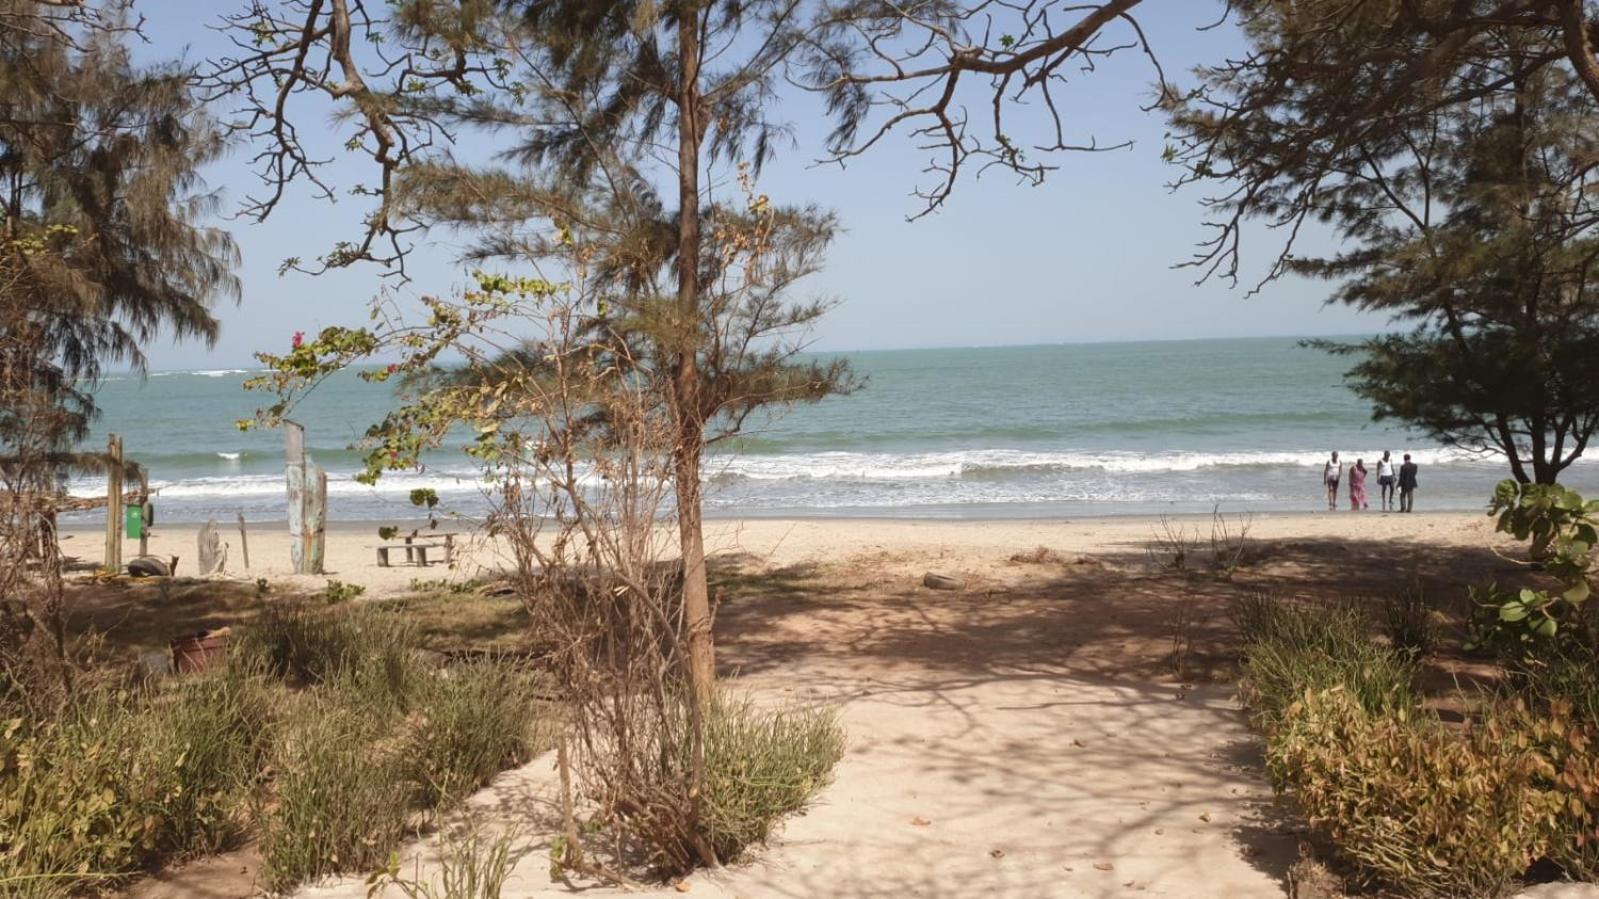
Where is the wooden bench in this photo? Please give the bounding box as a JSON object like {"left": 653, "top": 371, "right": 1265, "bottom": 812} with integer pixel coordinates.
{"left": 374, "top": 539, "right": 453, "bottom": 567}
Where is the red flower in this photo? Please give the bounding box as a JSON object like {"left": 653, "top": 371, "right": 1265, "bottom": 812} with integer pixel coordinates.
{"left": 291, "top": 331, "right": 304, "bottom": 349}
{"left": 386, "top": 363, "right": 399, "bottom": 374}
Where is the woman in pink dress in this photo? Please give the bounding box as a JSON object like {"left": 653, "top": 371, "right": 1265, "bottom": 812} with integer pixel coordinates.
{"left": 1349, "top": 459, "right": 1368, "bottom": 510}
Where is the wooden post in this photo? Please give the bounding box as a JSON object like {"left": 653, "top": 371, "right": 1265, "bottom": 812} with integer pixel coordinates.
{"left": 285, "top": 419, "right": 308, "bottom": 574}
{"left": 308, "top": 466, "right": 327, "bottom": 574}
{"left": 137, "top": 470, "right": 150, "bottom": 557}
{"left": 283, "top": 420, "right": 326, "bottom": 575}
{"left": 103, "top": 433, "right": 123, "bottom": 575}
{"left": 236, "top": 512, "right": 250, "bottom": 569}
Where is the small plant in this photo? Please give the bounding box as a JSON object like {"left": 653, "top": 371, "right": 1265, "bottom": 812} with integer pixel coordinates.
{"left": 1207, "top": 507, "right": 1254, "bottom": 579}
{"left": 324, "top": 579, "right": 367, "bottom": 604}
{"left": 1148, "top": 516, "right": 1197, "bottom": 571}
{"left": 1383, "top": 584, "right": 1434, "bottom": 656}
{"left": 401, "top": 660, "right": 545, "bottom": 808}
{"left": 368, "top": 825, "right": 519, "bottom": 899}
{"left": 0, "top": 668, "right": 272, "bottom": 894}
{"left": 378, "top": 526, "right": 401, "bottom": 541}
{"left": 1167, "top": 594, "right": 1198, "bottom": 681}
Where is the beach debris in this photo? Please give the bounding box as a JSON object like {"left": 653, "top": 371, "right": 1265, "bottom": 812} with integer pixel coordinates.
{"left": 1008, "top": 545, "right": 1065, "bottom": 565}
{"left": 138, "top": 649, "right": 174, "bottom": 678}
{"left": 922, "top": 572, "right": 964, "bottom": 591}
{"left": 911, "top": 816, "right": 932, "bottom": 826}
{"left": 127, "top": 554, "right": 178, "bottom": 578}
{"left": 1093, "top": 861, "right": 1115, "bottom": 872}
{"left": 198, "top": 518, "right": 224, "bottom": 574}
{"left": 989, "top": 848, "right": 1005, "bottom": 859}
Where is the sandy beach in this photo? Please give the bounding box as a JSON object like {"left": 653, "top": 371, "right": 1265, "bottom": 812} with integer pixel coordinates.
{"left": 64, "top": 508, "right": 1511, "bottom": 599}
{"left": 91, "top": 509, "right": 1544, "bottom": 899}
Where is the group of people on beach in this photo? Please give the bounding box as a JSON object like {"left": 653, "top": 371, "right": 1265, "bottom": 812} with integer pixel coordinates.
{"left": 1323, "top": 450, "right": 1418, "bottom": 513}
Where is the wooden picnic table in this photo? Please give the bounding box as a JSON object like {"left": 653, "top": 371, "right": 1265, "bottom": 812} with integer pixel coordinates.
{"left": 374, "top": 531, "right": 459, "bottom": 567}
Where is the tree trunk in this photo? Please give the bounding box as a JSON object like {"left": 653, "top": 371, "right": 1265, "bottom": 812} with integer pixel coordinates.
{"left": 674, "top": 0, "right": 714, "bottom": 711}
{"left": 674, "top": 2, "right": 718, "bottom": 870}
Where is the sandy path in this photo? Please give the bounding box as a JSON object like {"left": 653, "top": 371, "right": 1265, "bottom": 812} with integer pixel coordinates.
{"left": 100, "top": 512, "right": 1525, "bottom": 898}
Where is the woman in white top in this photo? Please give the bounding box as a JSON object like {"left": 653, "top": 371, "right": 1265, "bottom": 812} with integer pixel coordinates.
{"left": 1375, "top": 450, "right": 1397, "bottom": 511}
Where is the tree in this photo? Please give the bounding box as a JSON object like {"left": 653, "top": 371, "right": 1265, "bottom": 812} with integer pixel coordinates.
{"left": 210, "top": 0, "right": 862, "bottom": 712}
{"left": 0, "top": 0, "right": 238, "bottom": 709}
{"left": 1176, "top": 10, "right": 1599, "bottom": 484}
{"left": 811, "top": 1, "right": 1599, "bottom": 218}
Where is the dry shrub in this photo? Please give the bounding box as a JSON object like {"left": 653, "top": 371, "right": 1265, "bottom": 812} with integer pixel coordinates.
{"left": 1269, "top": 687, "right": 1554, "bottom": 897}
{"left": 1008, "top": 545, "right": 1064, "bottom": 565}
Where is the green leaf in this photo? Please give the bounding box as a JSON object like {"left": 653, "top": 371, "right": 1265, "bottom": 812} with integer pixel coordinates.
{"left": 1500, "top": 603, "right": 1529, "bottom": 622}
{"left": 1564, "top": 580, "right": 1590, "bottom": 604}
{"left": 1534, "top": 617, "right": 1559, "bottom": 637}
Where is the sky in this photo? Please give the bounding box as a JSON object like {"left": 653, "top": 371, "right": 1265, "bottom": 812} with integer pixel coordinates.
{"left": 136, "top": 2, "right": 1380, "bottom": 370}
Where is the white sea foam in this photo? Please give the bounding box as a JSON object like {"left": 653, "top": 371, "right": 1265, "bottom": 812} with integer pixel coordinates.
{"left": 216, "top": 452, "right": 242, "bottom": 461}
{"left": 710, "top": 447, "right": 1491, "bottom": 482}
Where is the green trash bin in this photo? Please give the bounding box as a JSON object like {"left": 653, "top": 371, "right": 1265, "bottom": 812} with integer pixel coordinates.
{"left": 125, "top": 504, "right": 143, "bottom": 539}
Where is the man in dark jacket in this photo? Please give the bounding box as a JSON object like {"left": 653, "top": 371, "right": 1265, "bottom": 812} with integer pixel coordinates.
{"left": 1398, "top": 454, "right": 1419, "bottom": 513}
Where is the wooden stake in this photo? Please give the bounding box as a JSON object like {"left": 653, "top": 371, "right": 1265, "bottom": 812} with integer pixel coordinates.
{"left": 138, "top": 470, "right": 150, "bottom": 558}
{"left": 236, "top": 512, "right": 250, "bottom": 569}
{"left": 103, "top": 433, "right": 123, "bottom": 575}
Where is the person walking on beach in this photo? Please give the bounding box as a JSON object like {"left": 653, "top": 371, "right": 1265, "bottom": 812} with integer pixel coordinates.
{"left": 1349, "top": 459, "right": 1368, "bottom": 510}
{"left": 1398, "top": 454, "right": 1419, "bottom": 512}
{"left": 1376, "top": 450, "right": 1397, "bottom": 511}
{"left": 1323, "top": 451, "right": 1342, "bottom": 511}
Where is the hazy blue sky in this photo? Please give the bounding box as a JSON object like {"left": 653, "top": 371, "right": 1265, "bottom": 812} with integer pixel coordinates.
{"left": 138, "top": 3, "right": 1378, "bottom": 370}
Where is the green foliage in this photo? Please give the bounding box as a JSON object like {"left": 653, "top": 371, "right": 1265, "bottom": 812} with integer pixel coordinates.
{"left": 1472, "top": 480, "right": 1599, "bottom": 648}
{"left": 232, "top": 603, "right": 416, "bottom": 695}
{"left": 0, "top": 669, "right": 272, "bottom": 893}
{"left": 368, "top": 826, "right": 518, "bottom": 899}
{"left": 323, "top": 579, "right": 367, "bottom": 604}
{"left": 694, "top": 695, "right": 846, "bottom": 864}
{"left": 258, "top": 699, "right": 412, "bottom": 893}
{"left": 1230, "top": 593, "right": 1417, "bottom": 731}
{"left": 1383, "top": 585, "right": 1435, "bottom": 656}
{"left": 401, "top": 659, "right": 546, "bottom": 808}
{"left": 1238, "top": 592, "right": 1599, "bottom": 893}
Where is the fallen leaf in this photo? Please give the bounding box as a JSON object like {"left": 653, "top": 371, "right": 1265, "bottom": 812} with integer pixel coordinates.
{"left": 1094, "top": 861, "right": 1114, "bottom": 872}
{"left": 674, "top": 881, "right": 691, "bottom": 893}
{"left": 911, "top": 816, "right": 932, "bottom": 827}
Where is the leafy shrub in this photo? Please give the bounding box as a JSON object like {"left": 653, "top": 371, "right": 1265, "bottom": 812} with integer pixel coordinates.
{"left": 1231, "top": 594, "right": 1416, "bottom": 730}
{"left": 1268, "top": 687, "right": 1557, "bottom": 897}
{"left": 258, "top": 699, "right": 412, "bottom": 892}
{"left": 0, "top": 669, "right": 271, "bottom": 893}
{"left": 695, "top": 695, "right": 845, "bottom": 863}
{"left": 323, "top": 579, "right": 366, "bottom": 604}
{"left": 402, "top": 660, "right": 545, "bottom": 807}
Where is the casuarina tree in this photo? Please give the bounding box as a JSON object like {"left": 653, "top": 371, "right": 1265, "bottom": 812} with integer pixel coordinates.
{"left": 1174, "top": 8, "right": 1599, "bottom": 484}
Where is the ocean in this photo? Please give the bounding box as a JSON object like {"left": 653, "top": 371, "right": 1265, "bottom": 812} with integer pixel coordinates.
{"left": 65, "top": 337, "right": 1597, "bottom": 523}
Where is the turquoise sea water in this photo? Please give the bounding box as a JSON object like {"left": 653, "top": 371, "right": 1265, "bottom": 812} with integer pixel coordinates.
{"left": 68, "top": 337, "right": 1597, "bottom": 522}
